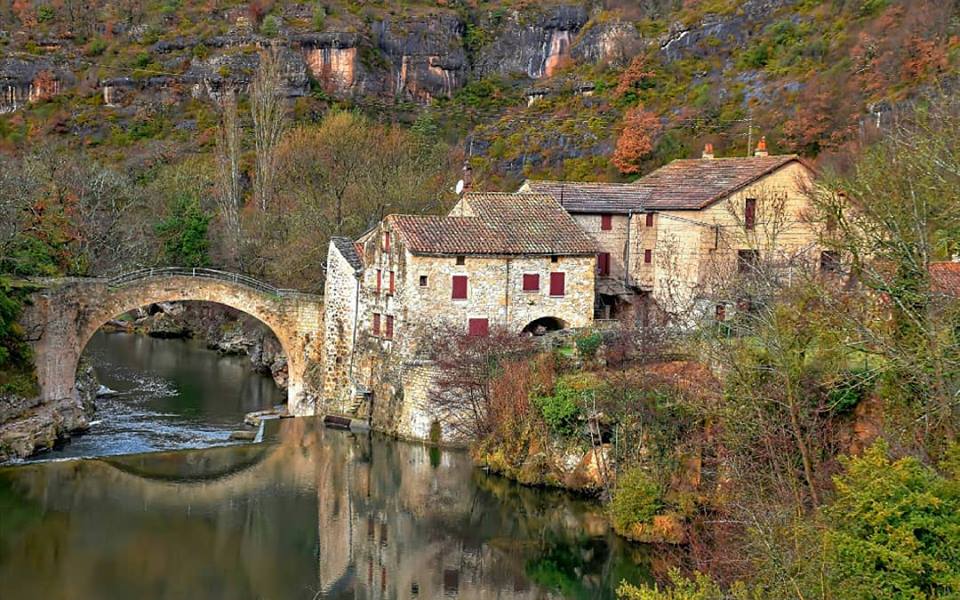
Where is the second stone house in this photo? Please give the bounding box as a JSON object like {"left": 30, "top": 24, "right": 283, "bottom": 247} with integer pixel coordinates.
{"left": 322, "top": 192, "right": 598, "bottom": 440}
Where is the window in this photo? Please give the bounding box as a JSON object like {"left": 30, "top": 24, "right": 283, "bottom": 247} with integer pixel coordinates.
{"left": 376, "top": 269, "right": 382, "bottom": 293}
{"left": 388, "top": 271, "right": 395, "bottom": 295}
{"left": 452, "top": 275, "right": 468, "bottom": 300}
{"left": 597, "top": 252, "right": 611, "bottom": 276}
{"left": 820, "top": 251, "right": 840, "bottom": 273}
{"left": 738, "top": 249, "right": 759, "bottom": 273}
{"left": 522, "top": 273, "right": 540, "bottom": 292}
{"left": 385, "top": 315, "right": 394, "bottom": 339}
{"left": 744, "top": 198, "right": 757, "bottom": 230}
{"left": 383, "top": 232, "right": 391, "bottom": 252}
{"left": 372, "top": 313, "right": 381, "bottom": 335}
{"left": 601, "top": 214, "right": 613, "bottom": 231}
{"left": 644, "top": 249, "right": 652, "bottom": 264}
{"left": 550, "top": 255, "right": 559, "bottom": 263}
{"left": 715, "top": 304, "right": 726, "bottom": 322}
{"left": 455, "top": 255, "right": 465, "bottom": 266}
{"left": 468, "top": 318, "right": 489, "bottom": 337}
{"left": 549, "top": 272, "right": 565, "bottom": 297}
{"left": 419, "top": 275, "right": 428, "bottom": 287}
{"left": 645, "top": 213, "right": 654, "bottom": 227}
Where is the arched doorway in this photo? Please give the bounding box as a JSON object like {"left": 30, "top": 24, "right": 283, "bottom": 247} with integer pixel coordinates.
{"left": 521, "top": 316, "right": 567, "bottom": 336}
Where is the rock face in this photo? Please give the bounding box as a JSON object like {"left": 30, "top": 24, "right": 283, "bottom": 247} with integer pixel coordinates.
{"left": 0, "top": 57, "right": 73, "bottom": 114}
{"left": 0, "top": 361, "right": 97, "bottom": 462}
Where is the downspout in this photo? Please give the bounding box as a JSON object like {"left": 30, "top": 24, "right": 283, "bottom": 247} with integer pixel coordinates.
{"left": 624, "top": 210, "right": 633, "bottom": 288}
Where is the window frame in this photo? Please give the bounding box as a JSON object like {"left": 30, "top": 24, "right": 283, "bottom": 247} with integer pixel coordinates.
{"left": 549, "top": 272, "right": 566, "bottom": 297}
{"left": 385, "top": 315, "right": 394, "bottom": 339}
{"left": 744, "top": 198, "right": 757, "bottom": 230}
{"left": 645, "top": 212, "right": 654, "bottom": 227}
{"left": 600, "top": 214, "right": 613, "bottom": 231}
{"left": 468, "top": 317, "right": 489, "bottom": 337}
{"left": 451, "top": 275, "right": 469, "bottom": 300}
{"left": 522, "top": 273, "right": 540, "bottom": 292}
{"left": 372, "top": 313, "right": 381, "bottom": 336}
{"left": 644, "top": 249, "right": 652, "bottom": 264}
{"left": 597, "top": 252, "right": 611, "bottom": 276}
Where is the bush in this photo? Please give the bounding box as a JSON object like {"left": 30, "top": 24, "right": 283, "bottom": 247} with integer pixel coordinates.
{"left": 824, "top": 441, "right": 960, "bottom": 598}
{"left": 826, "top": 367, "right": 873, "bottom": 414}
{"left": 575, "top": 330, "right": 603, "bottom": 360}
{"left": 610, "top": 467, "right": 661, "bottom": 530}
{"left": 86, "top": 38, "right": 108, "bottom": 57}
{"left": 533, "top": 379, "right": 582, "bottom": 437}
{"left": 261, "top": 14, "right": 280, "bottom": 37}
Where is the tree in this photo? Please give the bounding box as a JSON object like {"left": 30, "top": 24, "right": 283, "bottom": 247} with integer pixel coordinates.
{"left": 214, "top": 90, "right": 244, "bottom": 269}
{"left": 155, "top": 194, "right": 211, "bottom": 267}
{"left": 250, "top": 48, "right": 287, "bottom": 213}
{"left": 825, "top": 441, "right": 960, "bottom": 599}
{"left": 613, "top": 107, "right": 661, "bottom": 175}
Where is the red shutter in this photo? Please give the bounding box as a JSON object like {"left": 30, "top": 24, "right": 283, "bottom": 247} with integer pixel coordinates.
{"left": 372, "top": 313, "right": 381, "bottom": 335}
{"left": 452, "top": 275, "right": 468, "bottom": 300}
{"left": 376, "top": 269, "right": 382, "bottom": 293}
{"left": 383, "top": 232, "right": 391, "bottom": 251}
{"left": 745, "top": 198, "right": 756, "bottom": 230}
{"left": 644, "top": 249, "right": 652, "bottom": 264}
{"left": 646, "top": 213, "right": 654, "bottom": 227}
{"left": 388, "top": 271, "right": 395, "bottom": 295}
{"left": 522, "top": 273, "right": 540, "bottom": 291}
{"left": 385, "top": 315, "right": 394, "bottom": 338}
{"left": 598, "top": 253, "right": 610, "bottom": 276}
{"left": 601, "top": 214, "right": 613, "bottom": 231}
{"left": 468, "top": 318, "right": 489, "bottom": 337}
{"left": 549, "top": 272, "right": 565, "bottom": 296}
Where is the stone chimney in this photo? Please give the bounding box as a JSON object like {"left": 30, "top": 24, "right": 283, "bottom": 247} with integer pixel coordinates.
{"left": 461, "top": 161, "right": 473, "bottom": 193}
{"left": 754, "top": 136, "right": 769, "bottom": 157}
{"left": 702, "top": 143, "right": 715, "bottom": 159}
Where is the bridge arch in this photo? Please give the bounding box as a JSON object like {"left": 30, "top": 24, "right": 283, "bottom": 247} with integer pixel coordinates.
{"left": 521, "top": 316, "right": 567, "bottom": 335}
{"left": 22, "top": 268, "right": 324, "bottom": 417}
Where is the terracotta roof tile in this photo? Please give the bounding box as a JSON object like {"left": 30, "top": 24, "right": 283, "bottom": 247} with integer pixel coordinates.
{"left": 520, "top": 180, "right": 648, "bottom": 214}
{"left": 522, "top": 154, "right": 804, "bottom": 213}
{"left": 386, "top": 192, "right": 597, "bottom": 256}
{"left": 930, "top": 262, "right": 960, "bottom": 297}
{"left": 634, "top": 155, "right": 802, "bottom": 210}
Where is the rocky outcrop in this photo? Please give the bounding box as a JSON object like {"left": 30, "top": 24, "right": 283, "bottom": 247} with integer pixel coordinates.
{"left": 0, "top": 57, "right": 73, "bottom": 114}
{"left": 0, "top": 361, "right": 97, "bottom": 462}
{"left": 374, "top": 15, "right": 468, "bottom": 102}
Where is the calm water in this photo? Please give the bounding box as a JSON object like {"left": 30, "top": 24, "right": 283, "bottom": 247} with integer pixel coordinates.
{"left": 36, "top": 331, "right": 284, "bottom": 460}
{"left": 0, "top": 332, "right": 657, "bottom": 598}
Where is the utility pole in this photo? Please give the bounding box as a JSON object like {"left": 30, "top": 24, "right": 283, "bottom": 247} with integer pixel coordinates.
{"left": 746, "top": 113, "right": 754, "bottom": 157}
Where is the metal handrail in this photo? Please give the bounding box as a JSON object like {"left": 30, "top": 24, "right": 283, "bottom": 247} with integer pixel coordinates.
{"left": 107, "top": 267, "right": 320, "bottom": 298}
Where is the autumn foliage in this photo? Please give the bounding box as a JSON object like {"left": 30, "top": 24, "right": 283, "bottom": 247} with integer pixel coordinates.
{"left": 612, "top": 107, "right": 661, "bottom": 175}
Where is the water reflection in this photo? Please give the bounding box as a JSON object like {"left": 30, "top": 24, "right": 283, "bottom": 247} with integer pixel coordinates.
{"left": 38, "top": 331, "right": 284, "bottom": 460}
{"left": 0, "top": 418, "right": 653, "bottom": 599}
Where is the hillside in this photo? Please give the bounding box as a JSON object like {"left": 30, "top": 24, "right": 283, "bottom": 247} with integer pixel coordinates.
{"left": 2, "top": 0, "right": 958, "bottom": 185}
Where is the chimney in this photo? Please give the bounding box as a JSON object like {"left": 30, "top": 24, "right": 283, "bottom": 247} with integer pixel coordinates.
{"left": 754, "top": 136, "right": 769, "bottom": 157}
{"left": 702, "top": 143, "right": 715, "bottom": 159}
{"left": 462, "top": 161, "right": 473, "bottom": 192}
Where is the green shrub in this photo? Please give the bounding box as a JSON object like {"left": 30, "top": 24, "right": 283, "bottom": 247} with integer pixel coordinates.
{"left": 312, "top": 6, "right": 326, "bottom": 30}
{"left": 826, "top": 367, "right": 873, "bottom": 414}
{"left": 261, "top": 15, "right": 281, "bottom": 37}
{"left": 610, "top": 467, "right": 662, "bottom": 530}
{"left": 824, "top": 441, "right": 960, "bottom": 598}
{"left": 37, "top": 6, "right": 55, "bottom": 22}
{"left": 86, "top": 38, "right": 107, "bottom": 57}
{"left": 575, "top": 330, "right": 603, "bottom": 359}
{"left": 533, "top": 376, "right": 588, "bottom": 437}
{"left": 155, "top": 194, "right": 211, "bottom": 267}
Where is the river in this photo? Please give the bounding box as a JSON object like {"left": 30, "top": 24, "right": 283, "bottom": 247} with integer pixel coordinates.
{"left": 0, "top": 332, "right": 657, "bottom": 599}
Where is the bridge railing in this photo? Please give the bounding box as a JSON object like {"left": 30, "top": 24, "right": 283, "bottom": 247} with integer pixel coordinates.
{"left": 107, "top": 267, "right": 319, "bottom": 298}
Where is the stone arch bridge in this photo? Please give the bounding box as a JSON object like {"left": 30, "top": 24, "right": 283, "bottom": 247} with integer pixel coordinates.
{"left": 20, "top": 268, "right": 324, "bottom": 416}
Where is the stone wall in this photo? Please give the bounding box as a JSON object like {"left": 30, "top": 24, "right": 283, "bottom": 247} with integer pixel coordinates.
{"left": 321, "top": 245, "right": 361, "bottom": 414}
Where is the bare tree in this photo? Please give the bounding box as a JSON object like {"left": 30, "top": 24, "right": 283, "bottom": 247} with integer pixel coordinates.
{"left": 250, "top": 48, "right": 288, "bottom": 213}
{"left": 215, "top": 90, "right": 244, "bottom": 269}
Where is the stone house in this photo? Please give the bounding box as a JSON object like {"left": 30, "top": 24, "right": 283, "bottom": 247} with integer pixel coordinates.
{"left": 322, "top": 192, "right": 598, "bottom": 440}
{"left": 521, "top": 141, "right": 824, "bottom": 322}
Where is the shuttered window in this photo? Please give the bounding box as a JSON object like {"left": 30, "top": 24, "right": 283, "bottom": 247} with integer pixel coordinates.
{"left": 383, "top": 232, "right": 391, "bottom": 251}
{"left": 522, "top": 273, "right": 540, "bottom": 292}
{"left": 468, "top": 318, "right": 489, "bottom": 337}
{"left": 597, "top": 253, "right": 611, "bottom": 276}
{"left": 372, "top": 313, "right": 381, "bottom": 335}
{"left": 376, "top": 269, "right": 382, "bottom": 293}
{"left": 385, "top": 315, "right": 394, "bottom": 339}
{"left": 601, "top": 214, "right": 613, "bottom": 231}
{"left": 646, "top": 213, "right": 654, "bottom": 227}
{"left": 644, "top": 249, "right": 652, "bottom": 264}
{"left": 388, "top": 271, "right": 395, "bottom": 295}
{"left": 744, "top": 198, "right": 757, "bottom": 230}
{"left": 549, "top": 272, "right": 565, "bottom": 297}
{"left": 452, "top": 275, "right": 468, "bottom": 300}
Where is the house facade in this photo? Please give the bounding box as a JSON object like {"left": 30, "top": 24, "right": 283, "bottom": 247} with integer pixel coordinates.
{"left": 322, "top": 192, "right": 597, "bottom": 440}
{"left": 521, "top": 142, "right": 823, "bottom": 322}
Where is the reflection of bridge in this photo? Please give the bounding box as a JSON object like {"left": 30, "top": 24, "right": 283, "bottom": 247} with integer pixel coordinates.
{"left": 19, "top": 268, "right": 324, "bottom": 416}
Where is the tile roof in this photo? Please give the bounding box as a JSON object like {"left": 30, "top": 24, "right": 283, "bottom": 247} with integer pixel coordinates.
{"left": 520, "top": 180, "right": 647, "bottom": 214}
{"left": 331, "top": 236, "right": 364, "bottom": 272}
{"left": 930, "top": 262, "right": 960, "bottom": 297}
{"left": 633, "top": 155, "right": 802, "bottom": 210}
{"left": 522, "top": 154, "right": 804, "bottom": 213}
{"left": 386, "top": 192, "right": 597, "bottom": 256}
